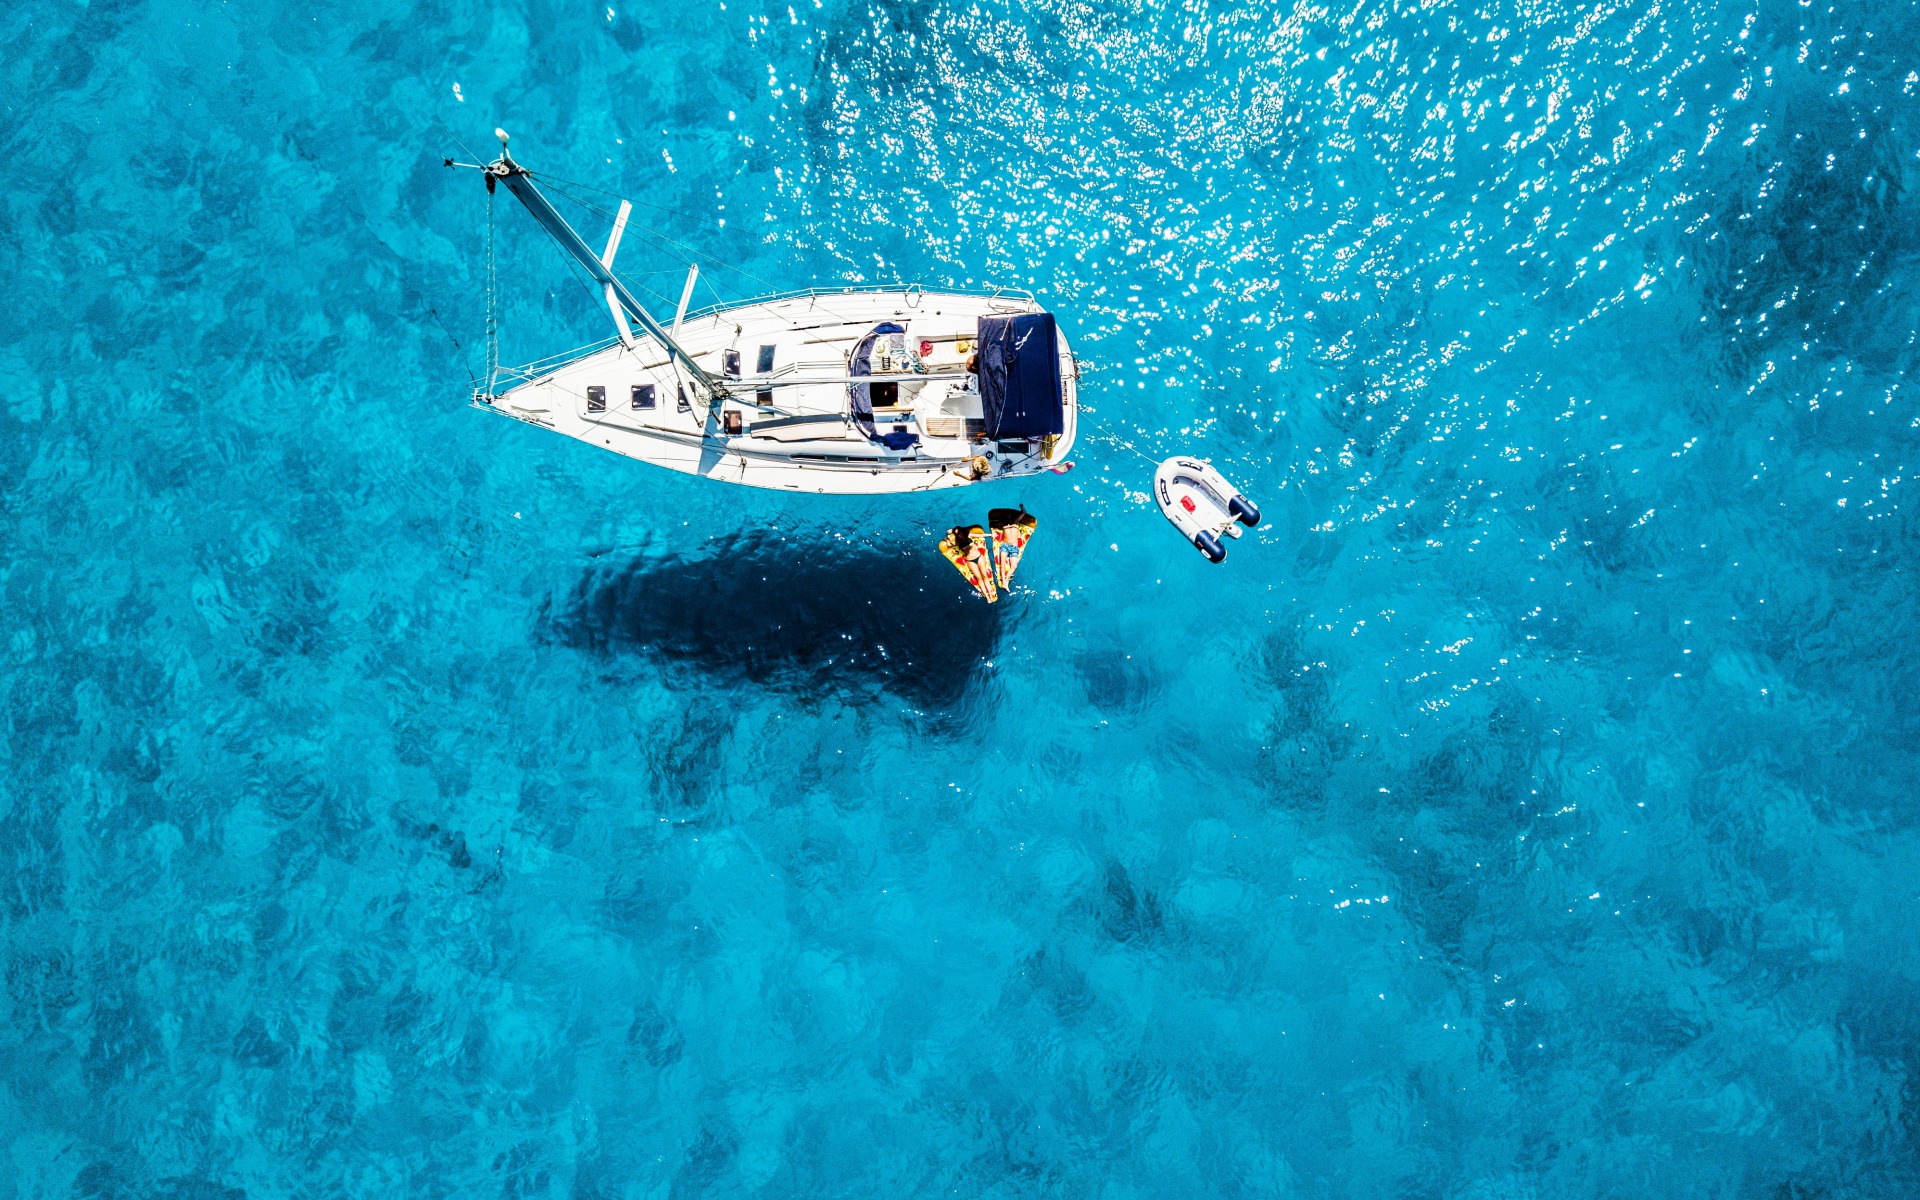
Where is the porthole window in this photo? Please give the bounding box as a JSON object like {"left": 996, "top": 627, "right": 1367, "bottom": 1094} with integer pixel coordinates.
{"left": 677, "top": 385, "right": 691, "bottom": 412}
{"left": 586, "top": 385, "right": 606, "bottom": 412}
{"left": 757, "top": 345, "right": 776, "bottom": 373}
{"left": 632, "top": 384, "right": 656, "bottom": 410}
{"left": 723, "top": 349, "right": 741, "bottom": 377}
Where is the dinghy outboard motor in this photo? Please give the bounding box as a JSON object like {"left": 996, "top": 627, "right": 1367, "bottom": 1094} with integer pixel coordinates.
{"left": 1154, "top": 457, "right": 1260, "bottom": 563}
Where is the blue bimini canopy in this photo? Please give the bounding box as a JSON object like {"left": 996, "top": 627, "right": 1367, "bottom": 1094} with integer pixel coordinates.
{"left": 847, "top": 322, "right": 921, "bottom": 450}
{"left": 978, "top": 312, "right": 1064, "bottom": 440}
{"left": 848, "top": 322, "right": 905, "bottom": 439}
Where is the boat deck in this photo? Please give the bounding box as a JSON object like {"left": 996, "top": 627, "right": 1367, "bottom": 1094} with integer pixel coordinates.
{"left": 478, "top": 288, "right": 1078, "bottom": 494}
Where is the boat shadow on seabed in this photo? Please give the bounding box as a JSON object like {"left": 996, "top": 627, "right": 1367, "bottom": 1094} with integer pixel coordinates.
{"left": 546, "top": 529, "right": 1003, "bottom": 713}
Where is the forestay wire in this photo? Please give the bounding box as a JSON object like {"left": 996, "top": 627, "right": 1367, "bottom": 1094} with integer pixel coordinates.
{"left": 485, "top": 183, "right": 499, "bottom": 395}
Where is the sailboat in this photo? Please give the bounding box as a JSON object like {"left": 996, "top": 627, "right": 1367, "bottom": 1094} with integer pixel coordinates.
{"left": 452, "top": 130, "right": 1080, "bottom": 495}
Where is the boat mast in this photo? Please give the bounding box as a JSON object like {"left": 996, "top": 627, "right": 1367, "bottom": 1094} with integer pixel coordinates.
{"left": 484, "top": 130, "right": 728, "bottom": 402}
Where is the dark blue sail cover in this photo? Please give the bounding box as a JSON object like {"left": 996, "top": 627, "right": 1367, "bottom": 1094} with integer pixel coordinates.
{"left": 978, "top": 312, "right": 1064, "bottom": 439}
{"left": 848, "top": 322, "right": 906, "bottom": 442}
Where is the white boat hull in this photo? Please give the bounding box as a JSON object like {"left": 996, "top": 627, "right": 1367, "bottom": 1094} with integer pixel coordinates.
{"left": 477, "top": 287, "right": 1078, "bottom": 495}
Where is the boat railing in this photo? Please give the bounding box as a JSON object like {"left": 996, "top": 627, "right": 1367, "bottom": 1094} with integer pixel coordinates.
{"left": 480, "top": 281, "right": 1037, "bottom": 394}
{"left": 486, "top": 336, "right": 622, "bottom": 389}
{"left": 681, "top": 280, "right": 1038, "bottom": 323}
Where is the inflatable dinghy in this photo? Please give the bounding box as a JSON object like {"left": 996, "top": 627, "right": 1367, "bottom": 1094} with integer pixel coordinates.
{"left": 1154, "top": 457, "right": 1260, "bottom": 562}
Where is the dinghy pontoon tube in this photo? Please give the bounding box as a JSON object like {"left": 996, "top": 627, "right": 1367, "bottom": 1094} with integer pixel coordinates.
{"left": 1154, "top": 457, "right": 1259, "bottom": 562}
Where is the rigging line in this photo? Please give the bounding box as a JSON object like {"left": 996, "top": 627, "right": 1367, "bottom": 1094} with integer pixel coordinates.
{"left": 1084, "top": 429, "right": 1162, "bottom": 467}
{"left": 624, "top": 226, "right": 702, "bottom": 269}
{"left": 434, "top": 118, "right": 487, "bottom": 170}
{"left": 531, "top": 169, "right": 708, "bottom": 226}
{"left": 641, "top": 227, "right": 785, "bottom": 294}
{"left": 543, "top": 231, "right": 695, "bottom": 356}
{"left": 429, "top": 305, "right": 479, "bottom": 391}
{"left": 690, "top": 270, "right": 840, "bottom": 332}
{"left": 485, "top": 183, "right": 498, "bottom": 393}
{"left": 537, "top": 188, "right": 760, "bottom": 322}
{"left": 540, "top": 185, "right": 710, "bottom": 281}
{"left": 537, "top": 180, "right": 703, "bottom": 280}
{"left": 496, "top": 172, "right": 684, "bottom": 325}
{"left": 548, "top": 237, "right": 623, "bottom": 330}
{"left": 501, "top": 335, "right": 622, "bottom": 378}
{"left": 538, "top": 177, "right": 785, "bottom": 295}
{"left": 540, "top": 175, "right": 830, "bottom": 307}
{"left": 539, "top": 179, "right": 672, "bottom": 251}
{"left": 516, "top": 202, "right": 697, "bottom": 304}
{"left": 527, "top": 180, "right": 894, "bottom": 335}
{"left": 671, "top": 258, "right": 874, "bottom": 332}
{"left": 630, "top": 275, "right": 681, "bottom": 311}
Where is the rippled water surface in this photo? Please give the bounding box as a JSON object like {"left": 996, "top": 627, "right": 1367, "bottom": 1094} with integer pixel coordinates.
{"left": 4, "top": 0, "right": 1919, "bottom": 1194}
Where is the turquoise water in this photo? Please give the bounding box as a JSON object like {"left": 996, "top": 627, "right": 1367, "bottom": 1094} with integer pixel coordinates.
{"left": 4, "top": 0, "right": 1919, "bottom": 1194}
